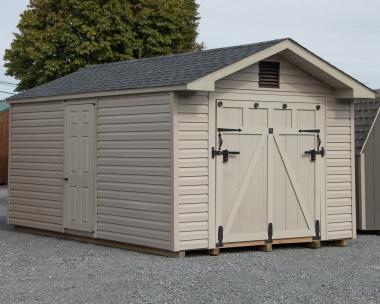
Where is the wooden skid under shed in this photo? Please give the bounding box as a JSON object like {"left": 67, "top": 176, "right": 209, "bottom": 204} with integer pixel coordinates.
{"left": 14, "top": 226, "right": 350, "bottom": 257}
{"left": 323, "top": 239, "right": 349, "bottom": 247}
{"left": 202, "top": 237, "right": 323, "bottom": 256}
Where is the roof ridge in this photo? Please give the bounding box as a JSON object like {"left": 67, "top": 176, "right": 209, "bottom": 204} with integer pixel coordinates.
{"left": 85, "top": 38, "right": 288, "bottom": 69}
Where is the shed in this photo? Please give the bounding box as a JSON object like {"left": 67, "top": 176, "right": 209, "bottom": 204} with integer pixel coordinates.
{"left": 6, "top": 38, "right": 375, "bottom": 255}
{"left": 355, "top": 90, "right": 380, "bottom": 231}
{"left": 0, "top": 101, "right": 9, "bottom": 184}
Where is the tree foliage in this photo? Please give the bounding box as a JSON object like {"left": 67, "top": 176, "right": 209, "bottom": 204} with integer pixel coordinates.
{"left": 4, "top": 0, "right": 201, "bottom": 91}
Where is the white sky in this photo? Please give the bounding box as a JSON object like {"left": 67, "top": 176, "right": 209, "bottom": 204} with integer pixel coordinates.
{"left": 1, "top": 0, "right": 379, "bottom": 100}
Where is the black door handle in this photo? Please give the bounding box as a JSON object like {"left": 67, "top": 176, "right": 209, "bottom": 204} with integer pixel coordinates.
{"left": 211, "top": 148, "right": 240, "bottom": 162}
{"left": 305, "top": 149, "right": 317, "bottom": 161}
{"left": 305, "top": 148, "right": 325, "bottom": 161}
{"left": 222, "top": 150, "right": 240, "bottom": 163}
{"left": 63, "top": 178, "right": 68, "bottom": 181}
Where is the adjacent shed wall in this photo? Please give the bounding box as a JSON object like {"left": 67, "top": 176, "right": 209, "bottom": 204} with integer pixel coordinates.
{"left": 0, "top": 110, "right": 9, "bottom": 184}
{"left": 8, "top": 101, "right": 65, "bottom": 232}
{"left": 358, "top": 115, "right": 380, "bottom": 230}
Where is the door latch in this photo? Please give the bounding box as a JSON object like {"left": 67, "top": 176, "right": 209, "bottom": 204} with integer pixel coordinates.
{"left": 212, "top": 127, "right": 241, "bottom": 162}
{"left": 304, "top": 148, "right": 325, "bottom": 161}
{"left": 212, "top": 148, "right": 240, "bottom": 162}
{"left": 304, "top": 134, "right": 325, "bottom": 161}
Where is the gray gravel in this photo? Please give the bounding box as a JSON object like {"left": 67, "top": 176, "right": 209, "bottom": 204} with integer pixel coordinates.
{"left": 0, "top": 185, "right": 379, "bottom": 304}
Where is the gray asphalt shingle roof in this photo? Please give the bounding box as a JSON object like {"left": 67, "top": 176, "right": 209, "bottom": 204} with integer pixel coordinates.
{"left": 355, "top": 90, "right": 380, "bottom": 153}
{"left": 8, "top": 38, "right": 286, "bottom": 100}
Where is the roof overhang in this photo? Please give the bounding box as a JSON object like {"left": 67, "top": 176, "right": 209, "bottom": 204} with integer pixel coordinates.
{"left": 186, "top": 39, "right": 376, "bottom": 99}
{"left": 6, "top": 85, "right": 188, "bottom": 104}
{"left": 8, "top": 39, "right": 375, "bottom": 104}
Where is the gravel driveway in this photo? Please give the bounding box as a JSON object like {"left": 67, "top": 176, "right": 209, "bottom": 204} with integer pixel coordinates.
{"left": 0, "top": 185, "right": 379, "bottom": 304}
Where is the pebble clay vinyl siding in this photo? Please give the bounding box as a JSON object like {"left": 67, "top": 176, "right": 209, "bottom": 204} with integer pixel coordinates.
{"left": 326, "top": 98, "right": 355, "bottom": 239}
{"left": 8, "top": 101, "right": 65, "bottom": 232}
{"left": 174, "top": 92, "right": 210, "bottom": 251}
{"left": 96, "top": 93, "right": 173, "bottom": 250}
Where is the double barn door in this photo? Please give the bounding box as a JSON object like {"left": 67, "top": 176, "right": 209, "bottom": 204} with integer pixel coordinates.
{"left": 216, "top": 100, "right": 325, "bottom": 244}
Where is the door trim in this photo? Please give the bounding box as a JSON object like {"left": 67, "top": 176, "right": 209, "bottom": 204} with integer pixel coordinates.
{"left": 93, "top": 99, "right": 98, "bottom": 237}
{"left": 208, "top": 93, "right": 217, "bottom": 248}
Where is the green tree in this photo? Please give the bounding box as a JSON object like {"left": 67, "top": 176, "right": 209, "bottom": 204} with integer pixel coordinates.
{"left": 4, "top": 0, "right": 201, "bottom": 91}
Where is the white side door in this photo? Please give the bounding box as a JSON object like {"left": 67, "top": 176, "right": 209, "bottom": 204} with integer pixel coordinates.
{"left": 64, "top": 103, "right": 95, "bottom": 232}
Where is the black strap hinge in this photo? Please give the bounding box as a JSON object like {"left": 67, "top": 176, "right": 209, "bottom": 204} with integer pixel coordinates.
{"left": 268, "top": 223, "right": 273, "bottom": 243}
{"left": 299, "top": 129, "right": 320, "bottom": 134}
{"left": 217, "top": 226, "right": 224, "bottom": 247}
{"left": 217, "top": 128, "right": 242, "bottom": 132}
{"left": 313, "top": 220, "right": 321, "bottom": 240}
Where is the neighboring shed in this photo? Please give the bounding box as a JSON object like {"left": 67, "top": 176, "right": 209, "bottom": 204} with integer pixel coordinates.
{"left": 0, "top": 101, "right": 9, "bottom": 184}
{"left": 6, "top": 38, "right": 375, "bottom": 255}
{"left": 355, "top": 90, "right": 380, "bottom": 231}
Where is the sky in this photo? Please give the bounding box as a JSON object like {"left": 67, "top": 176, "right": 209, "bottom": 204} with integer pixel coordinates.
{"left": 1, "top": 0, "right": 379, "bottom": 100}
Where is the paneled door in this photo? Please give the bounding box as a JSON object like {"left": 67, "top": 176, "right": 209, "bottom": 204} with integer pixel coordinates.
{"left": 215, "top": 100, "right": 325, "bottom": 244}
{"left": 64, "top": 103, "right": 95, "bottom": 232}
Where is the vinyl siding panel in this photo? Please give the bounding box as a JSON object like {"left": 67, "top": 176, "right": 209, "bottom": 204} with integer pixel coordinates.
{"left": 326, "top": 99, "right": 354, "bottom": 239}
{"left": 175, "top": 93, "right": 209, "bottom": 251}
{"left": 216, "top": 55, "right": 333, "bottom": 97}
{"left": 9, "top": 101, "right": 64, "bottom": 232}
{"left": 97, "top": 93, "right": 172, "bottom": 250}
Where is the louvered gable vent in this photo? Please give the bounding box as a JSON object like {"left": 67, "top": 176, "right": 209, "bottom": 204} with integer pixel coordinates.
{"left": 259, "top": 61, "right": 280, "bottom": 88}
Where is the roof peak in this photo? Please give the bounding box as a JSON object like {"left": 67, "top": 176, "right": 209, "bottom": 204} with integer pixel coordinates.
{"left": 86, "top": 38, "right": 289, "bottom": 69}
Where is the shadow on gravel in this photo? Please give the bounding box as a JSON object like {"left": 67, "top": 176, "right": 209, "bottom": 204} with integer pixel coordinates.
{"left": 357, "top": 229, "right": 380, "bottom": 236}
